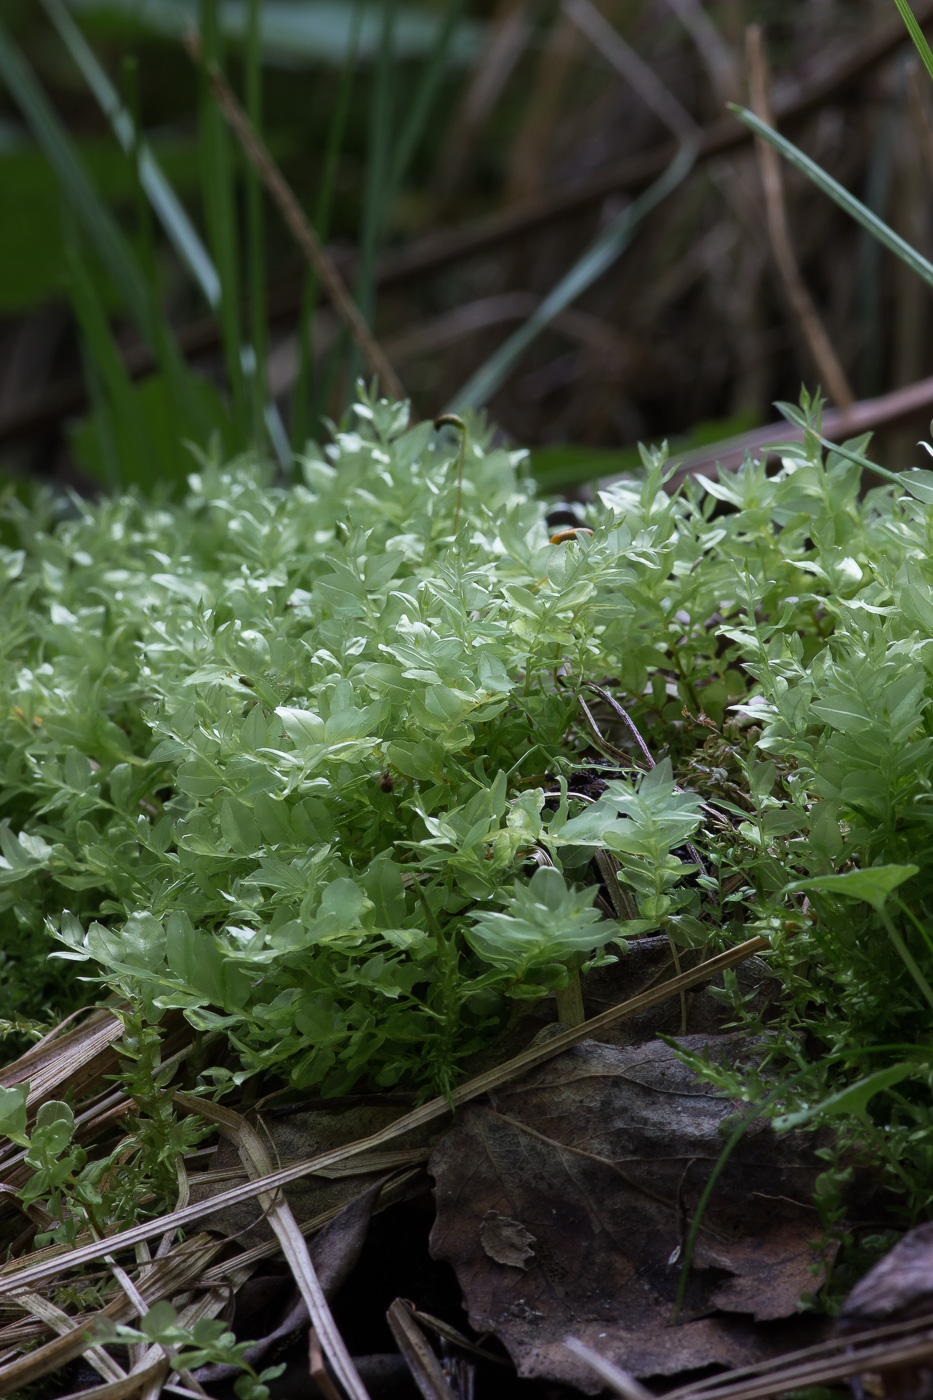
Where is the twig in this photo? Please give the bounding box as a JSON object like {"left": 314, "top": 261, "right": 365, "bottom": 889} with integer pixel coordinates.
{"left": 746, "top": 25, "right": 854, "bottom": 409}
{"left": 183, "top": 30, "right": 405, "bottom": 403}
{"left": 563, "top": 0, "right": 698, "bottom": 140}
{"left": 664, "top": 0, "right": 739, "bottom": 105}
{"left": 583, "top": 682, "right": 657, "bottom": 769}
{"left": 650, "top": 369, "right": 933, "bottom": 490}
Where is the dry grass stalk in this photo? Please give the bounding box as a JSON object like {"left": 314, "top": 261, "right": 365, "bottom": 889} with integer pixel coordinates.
{"left": 183, "top": 31, "right": 405, "bottom": 403}
{"left": 386, "top": 1298, "right": 458, "bottom": 1400}
{"left": 564, "top": 0, "right": 698, "bottom": 140}
{"left": 746, "top": 23, "right": 854, "bottom": 409}
{"left": 664, "top": 1310, "right": 933, "bottom": 1400}
{"left": 174, "top": 1093, "right": 373, "bottom": 1400}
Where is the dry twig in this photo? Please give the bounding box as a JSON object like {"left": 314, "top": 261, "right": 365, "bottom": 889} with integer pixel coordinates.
{"left": 183, "top": 30, "right": 405, "bottom": 402}
{"left": 746, "top": 24, "right": 854, "bottom": 409}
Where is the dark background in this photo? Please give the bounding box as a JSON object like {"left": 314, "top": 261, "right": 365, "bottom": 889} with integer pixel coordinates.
{"left": 1, "top": 0, "right": 930, "bottom": 492}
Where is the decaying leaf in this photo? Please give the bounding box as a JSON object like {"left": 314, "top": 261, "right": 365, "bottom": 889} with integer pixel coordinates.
{"left": 430, "top": 1035, "right": 836, "bottom": 1393}
{"left": 480, "top": 1210, "right": 537, "bottom": 1269}
{"left": 839, "top": 1225, "right": 933, "bottom": 1333}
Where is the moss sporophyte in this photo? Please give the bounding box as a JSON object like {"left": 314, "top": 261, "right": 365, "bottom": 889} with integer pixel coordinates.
{"left": 1, "top": 387, "right": 933, "bottom": 1220}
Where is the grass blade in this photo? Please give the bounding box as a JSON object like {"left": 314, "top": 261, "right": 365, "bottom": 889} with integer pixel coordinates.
{"left": 38, "top": 0, "right": 221, "bottom": 307}
{"left": 387, "top": 0, "right": 466, "bottom": 202}
{"left": 245, "top": 0, "right": 267, "bottom": 444}
{"left": 448, "top": 141, "right": 697, "bottom": 412}
{"left": 293, "top": 1, "right": 363, "bottom": 449}
{"left": 65, "top": 243, "right": 162, "bottom": 490}
{"left": 349, "top": 0, "right": 399, "bottom": 391}
{"left": 45, "top": 0, "right": 289, "bottom": 461}
{"left": 0, "top": 12, "right": 218, "bottom": 463}
{"left": 892, "top": 0, "right": 933, "bottom": 84}
{"left": 198, "top": 0, "right": 249, "bottom": 439}
{"left": 731, "top": 105, "right": 933, "bottom": 294}
{"left": 0, "top": 17, "right": 157, "bottom": 350}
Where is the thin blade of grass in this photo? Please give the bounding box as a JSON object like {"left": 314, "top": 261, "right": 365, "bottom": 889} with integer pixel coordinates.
{"left": 387, "top": 0, "right": 466, "bottom": 202}
{"left": 38, "top": 0, "right": 221, "bottom": 306}
{"left": 0, "top": 19, "right": 156, "bottom": 349}
{"left": 65, "top": 244, "right": 164, "bottom": 490}
{"left": 447, "top": 140, "right": 697, "bottom": 412}
{"left": 293, "top": 1, "right": 363, "bottom": 449}
{"left": 198, "top": 0, "right": 249, "bottom": 439}
{"left": 17, "top": 4, "right": 215, "bottom": 459}
{"left": 776, "top": 400, "right": 905, "bottom": 485}
{"left": 731, "top": 105, "right": 933, "bottom": 294}
{"left": 244, "top": 0, "right": 267, "bottom": 444}
{"left": 348, "top": 0, "right": 399, "bottom": 391}
{"left": 43, "top": 0, "right": 288, "bottom": 462}
{"left": 893, "top": 0, "right": 933, "bottom": 84}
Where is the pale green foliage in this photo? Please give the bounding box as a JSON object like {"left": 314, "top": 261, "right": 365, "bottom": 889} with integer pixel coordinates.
{"left": 2, "top": 389, "right": 933, "bottom": 1216}
{"left": 466, "top": 865, "right": 611, "bottom": 988}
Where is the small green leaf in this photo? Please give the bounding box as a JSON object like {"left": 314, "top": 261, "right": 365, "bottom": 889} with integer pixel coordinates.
{"left": 786, "top": 865, "right": 918, "bottom": 912}
{"left": 774, "top": 1062, "right": 917, "bottom": 1131}
{"left": 0, "top": 1084, "right": 29, "bottom": 1146}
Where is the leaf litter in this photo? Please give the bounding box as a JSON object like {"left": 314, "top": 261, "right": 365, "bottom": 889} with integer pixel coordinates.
{"left": 429, "top": 1034, "right": 850, "bottom": 1393}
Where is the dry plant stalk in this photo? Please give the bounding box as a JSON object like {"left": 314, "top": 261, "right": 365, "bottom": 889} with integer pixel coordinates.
{"left": 564, "top": 0, "right": 697, "bottom": 141}
{"left": 183, "top": 31, "right": 405, "bottom": 403}
{"left": 746, "top": 24, "right": 854, "bottom": 409}
{"left": 387, "top": 1298, "right": 458, "bottom": 1400}
{"left": 173, "top": 1094, "right": 372, "bottom": 1400}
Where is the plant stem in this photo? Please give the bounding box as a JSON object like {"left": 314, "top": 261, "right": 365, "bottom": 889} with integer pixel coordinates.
{"left": 879, "top": 907, "right": 933, "bottom": 1013}
{"left": 556, "top": 971, "right": 585, "bottom": 1026}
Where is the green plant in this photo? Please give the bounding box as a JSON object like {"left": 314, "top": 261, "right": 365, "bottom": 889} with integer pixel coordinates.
{"left": 0, "top": 1015, "right": 206, "bottom": 1247}
{"left": 4, "top": 381, "right": 933, "bottom": 1220}
{"left": 94, "top": 1301, "right": 285, "bottom": 1400}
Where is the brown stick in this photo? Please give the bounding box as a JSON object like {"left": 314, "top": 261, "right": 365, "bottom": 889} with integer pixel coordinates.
{"left": 746, "top": 25, "right": 854, "bottom": 409}
{"left": 659, "top": 371, "right": 933, "bottom": 490}
{"left": 183, "top": 31, "right": 405, "bottom": 403}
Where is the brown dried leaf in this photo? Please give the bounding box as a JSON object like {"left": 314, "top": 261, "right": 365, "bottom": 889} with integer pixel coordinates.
{"left": 480, "top": 1210, "right": 537, "bottom": 1270}
{"left": 839, "top": 1224, "right": 933, "bottom": 1333}
{"left": 430, "top": 1035, "right": 831, "bottom": 1393}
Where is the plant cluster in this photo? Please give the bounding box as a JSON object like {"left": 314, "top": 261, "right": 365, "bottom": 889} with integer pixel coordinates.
{"left": 2, "top": 387, "right": 933, "bottom": 1217}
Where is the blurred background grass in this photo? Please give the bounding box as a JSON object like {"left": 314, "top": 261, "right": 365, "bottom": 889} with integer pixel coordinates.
{"left": 0, "top": 0, "right": 931, "bottom": 495}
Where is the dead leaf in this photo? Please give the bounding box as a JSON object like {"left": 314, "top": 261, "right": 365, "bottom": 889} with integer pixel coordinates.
{"left": 430, "top": 1035, "right": 834, "bottom": 1393}
{"left": 480, "top": 1210, "right": 536, "bottom": 1269}
{"left": 839, "top": 1225, "right": 933, "bottom": 1332}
